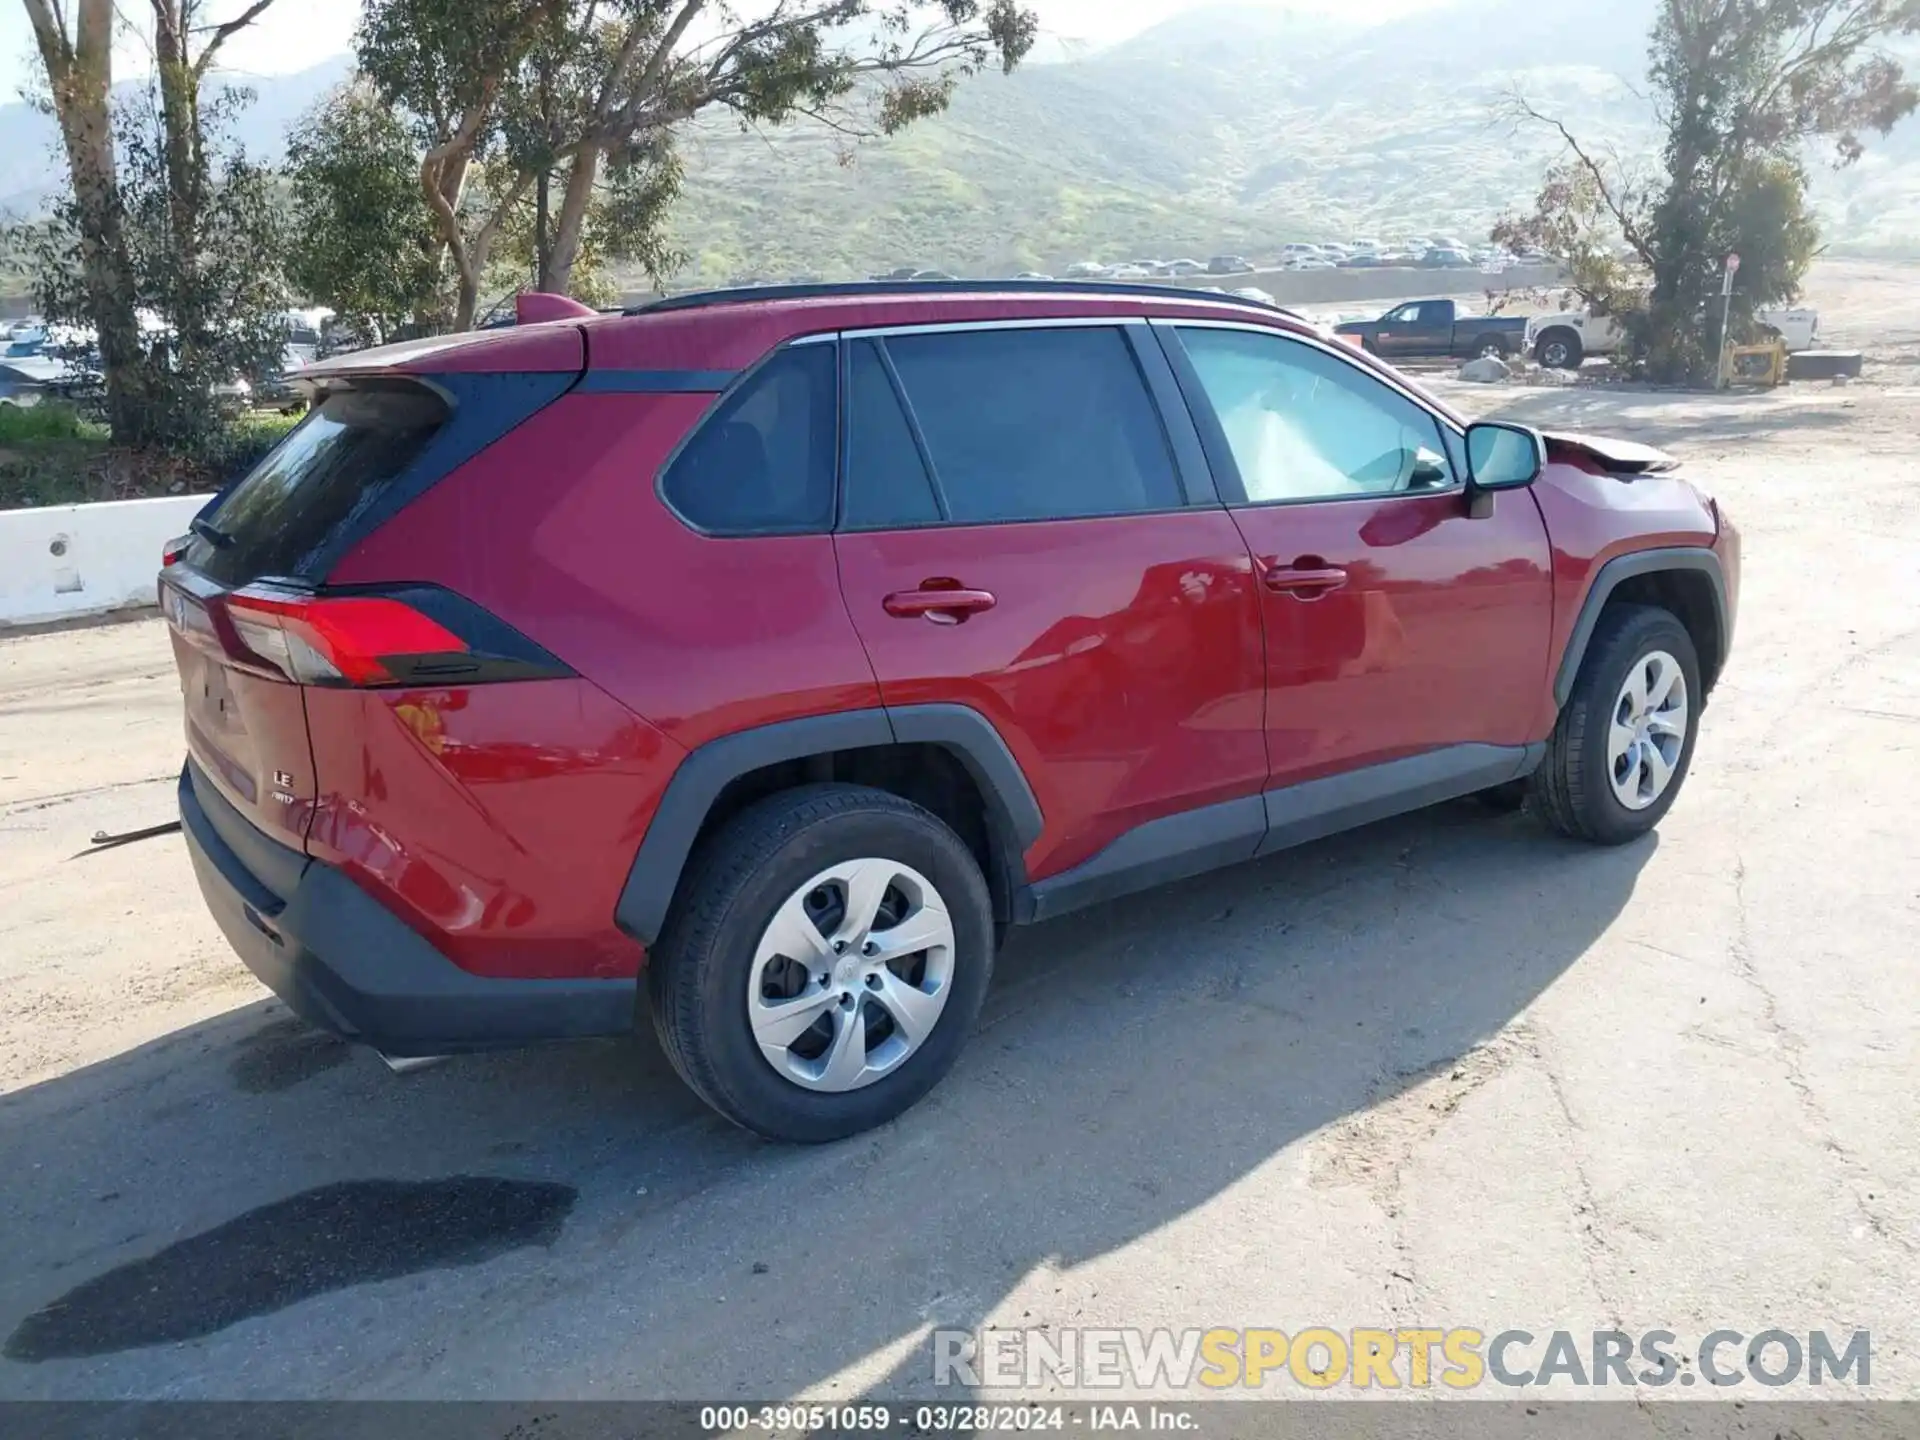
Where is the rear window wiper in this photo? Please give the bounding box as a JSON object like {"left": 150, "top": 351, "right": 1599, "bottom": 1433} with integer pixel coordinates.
{"left": 189, "top": 515, "right": 234, "bottom": 549}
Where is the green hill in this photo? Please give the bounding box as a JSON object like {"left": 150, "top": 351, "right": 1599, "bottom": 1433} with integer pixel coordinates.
{"left": 657, "top": 0, "right": 1920, "bottom": 284}
{"left": 7, "top": 0, "right": 1916, "bottom": 306}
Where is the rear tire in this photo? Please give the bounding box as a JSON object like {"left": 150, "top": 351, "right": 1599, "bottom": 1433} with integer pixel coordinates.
{"left": 1473, "top": 334, "right": 1509, "bottom": 359}
{"left": 647, "top": 784, "right": 993, "bottom": 1142}
{"left": 1536, "top": 605, "right": 1701, "bottom": 845}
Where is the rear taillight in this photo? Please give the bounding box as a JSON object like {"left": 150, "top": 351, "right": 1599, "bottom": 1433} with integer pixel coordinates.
{"left": 163, "top": 573, "right": 572, "bottom": 689}
{"left": 161, "top": 535, "right": 190, "bottom": 568}
{"left": 228, "top": 593, "right": 467, "bottom": 685}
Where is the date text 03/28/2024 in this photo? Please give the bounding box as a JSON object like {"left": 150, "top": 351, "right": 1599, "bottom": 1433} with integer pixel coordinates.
{"left": 699, "top": 1405, "right": 1184, "bottom": 1433}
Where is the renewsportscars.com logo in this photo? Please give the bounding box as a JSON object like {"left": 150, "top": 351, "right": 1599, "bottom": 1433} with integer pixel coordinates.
{"left": 931, "top": 1327, "right": 1873, "bottom": 1391}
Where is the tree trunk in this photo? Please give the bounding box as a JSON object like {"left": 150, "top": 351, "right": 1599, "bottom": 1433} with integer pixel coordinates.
{"left": 153, "top": 2, "right": 208, "bottom": 376}
{"left": 67, "top": 98, "right": 151, "bottom": 441}
{"left": 23, "top": 0, "right": 150, "bottom": 443}
{"left": 452, "top": 260, "right": 483, "bottom": 331}
{"left": 152, "top": 4, "right": 202, "bottom": 246}
{"left": 534, "top": 56, "right": 554, "bottom": 291}
{"left": 535, "top": 168, "right": 552, "bottom": 290}
{"left": 544, "top": 145, "right": 601, "bottom": 294}
{"left": 419, "top": 100, "right": 491, "bottom": 329}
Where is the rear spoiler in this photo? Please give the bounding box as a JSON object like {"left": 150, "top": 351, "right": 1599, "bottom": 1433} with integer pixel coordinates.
{"left": 1543, "top": 430, "right": 1679, "bottom": 474}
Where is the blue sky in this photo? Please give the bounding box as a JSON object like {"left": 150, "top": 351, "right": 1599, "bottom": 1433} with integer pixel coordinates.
{"left": 3, "top": 0, "right": 1448, "bottom": 86}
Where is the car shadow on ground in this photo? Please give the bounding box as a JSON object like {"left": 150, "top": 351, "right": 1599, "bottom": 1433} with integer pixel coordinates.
{"left": 0, "top": 799, "right": 1653, "bottom": 1397}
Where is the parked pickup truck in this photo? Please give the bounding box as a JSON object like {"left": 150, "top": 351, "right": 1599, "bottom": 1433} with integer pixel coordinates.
{"left": 1332, "top": 299, "right": 1528, "bottom": 360}
{"left": 1526, "top": 306, "right": 1820, "bottom": 369}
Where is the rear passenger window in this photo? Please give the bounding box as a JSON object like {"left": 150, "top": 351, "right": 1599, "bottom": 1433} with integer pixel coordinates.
{"left": 872, "top": 327, "right": 1182, "bottom": 525}
{"left": 662, "top": 344, "right": 836, "bottom": 534}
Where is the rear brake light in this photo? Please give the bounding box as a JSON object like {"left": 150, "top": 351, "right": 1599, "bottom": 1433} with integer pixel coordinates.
{"left": 162, "top": 535, "right": 190, "bottom": 568}
{"left": 228, "top": 593, "right": 468, "bottom": 686}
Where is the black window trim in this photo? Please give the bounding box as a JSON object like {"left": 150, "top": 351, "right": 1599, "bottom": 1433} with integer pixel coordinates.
{"left": 830, "top": 316, "right": 1208, "bottom": 534}
{"left": 1152, "top": 318, "right": 1469, "bottom": 511}
{"left": 1125, "top": 324, "right": 1218, "bottom": 506}
{"left": 873, "top": 338, "right": 953, "bottom": 521}
{"left": 653, "top": 337, "right": 842, "bottom": 539}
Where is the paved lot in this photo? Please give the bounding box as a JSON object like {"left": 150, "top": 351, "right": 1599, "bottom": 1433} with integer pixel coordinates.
{"left": 1, "top": 266, "right": 1917, "bottom": 1404}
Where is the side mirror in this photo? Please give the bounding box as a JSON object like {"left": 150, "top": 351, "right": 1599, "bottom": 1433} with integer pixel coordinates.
{"left": 1466, "top": 421, "right": 1543, "bottom": 487}
{"left": 1464, "top": 422, "right": 1544, "bottom": 518}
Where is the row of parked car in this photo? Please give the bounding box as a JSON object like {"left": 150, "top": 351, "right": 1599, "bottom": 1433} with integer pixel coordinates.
{"left": 845, "top": 239, "right": 1549, "bottom": 287}
{"left": 1286, "top": 237, "right": 1549, "bottom": 271}
{"left": 0, "top": 310, "right": 336, "bottom": 414}
{"left": 1323, "top": 295, "right": 1824, "bottom": 367}
{"left": 1, "top": 318, "right": 90, "bottom": 410}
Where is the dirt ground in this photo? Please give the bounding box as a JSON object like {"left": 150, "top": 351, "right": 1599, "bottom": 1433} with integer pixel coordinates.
{"left": 0, "top": 260, "right": 1916, "bottom": 1407}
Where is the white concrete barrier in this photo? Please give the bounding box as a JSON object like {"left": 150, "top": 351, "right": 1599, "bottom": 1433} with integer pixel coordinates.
{"left": 0, "top": 493, "right": 214, "bottom": 628}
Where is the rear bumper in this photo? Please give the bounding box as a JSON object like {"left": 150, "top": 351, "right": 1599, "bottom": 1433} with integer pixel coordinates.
{"left": 179, "top": 761, "right": 635, "bottom": 1056}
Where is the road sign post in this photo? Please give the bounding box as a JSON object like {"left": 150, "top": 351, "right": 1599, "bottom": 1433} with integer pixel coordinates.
{"left": 1717, "top": 253, "right": 1741, "bottom": 388}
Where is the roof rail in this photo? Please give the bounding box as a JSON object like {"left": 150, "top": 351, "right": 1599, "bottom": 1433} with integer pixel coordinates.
{"left": 623, "top": 278, "right": 1301, "bottom": 319}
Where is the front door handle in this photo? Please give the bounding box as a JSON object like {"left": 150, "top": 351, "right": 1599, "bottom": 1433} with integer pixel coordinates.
{"left": 1263, "top": 563, "right": 1349, "bottom": 599}
{"left": 883, "top": 585, "right": 997, "bottom": 624}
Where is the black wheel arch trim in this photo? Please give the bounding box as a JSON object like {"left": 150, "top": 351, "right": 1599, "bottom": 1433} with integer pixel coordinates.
{"left": 615, "top": 703, "right": 1042, "bottom": 946}
{"left": 888, "top": 703, "right": 1045, "bottom": 852}
{"left": 1553, "top": 546, "right": 1727, "bottom": 708}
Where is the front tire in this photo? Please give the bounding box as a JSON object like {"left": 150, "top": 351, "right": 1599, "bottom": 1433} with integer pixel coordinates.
{"left": 1536, "top": 604, "right": 1702, "bottom": 844}
{"left": 648, "top": 784, "right": 994, "bottom": 1142}
{"left": 1535, "top": 328, "right": 1584, "bottom": 369}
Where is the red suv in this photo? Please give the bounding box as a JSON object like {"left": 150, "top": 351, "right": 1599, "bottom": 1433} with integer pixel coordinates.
{"left": 163, "top": 281, "right": 1739, "bottom": 1142}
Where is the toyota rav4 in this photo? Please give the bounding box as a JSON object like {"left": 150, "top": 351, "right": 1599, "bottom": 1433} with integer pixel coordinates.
{"left": 162, "top": 281, "right": 1740, "bottom": 1142}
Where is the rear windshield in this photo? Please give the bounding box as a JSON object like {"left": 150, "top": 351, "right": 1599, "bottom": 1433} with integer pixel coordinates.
{"left": 185, "top": 382, "right": 448, "bottom": 587}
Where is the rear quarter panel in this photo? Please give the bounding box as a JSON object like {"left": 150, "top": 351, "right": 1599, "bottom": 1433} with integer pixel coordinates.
{"left": 324, "top": 390, "right": 884, "bottom": 978}
{"left": 330, "top": 391, "right": 883, "bottom": 750}
{"left": 302, "top": 678, "right": 675, "bottom": 979}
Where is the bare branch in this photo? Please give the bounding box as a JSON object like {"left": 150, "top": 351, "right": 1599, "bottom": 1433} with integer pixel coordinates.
{"left": 1507, "top": 91, "right": 1656, "bottom": 266}
{"left": 787, "top": 100, "right": 877, "bottom": 140}
{"left": 423, "top": 89, "right": 498, "bottom": 169}
{"left": 631, "top": 0, "right": 708, "bottom": 106}
{"left": 190, "top": 0, "right": 278, "bottom": 80}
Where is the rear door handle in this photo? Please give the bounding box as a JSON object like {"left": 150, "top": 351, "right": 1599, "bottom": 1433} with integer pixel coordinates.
{"left": 1263, "top": 564, "right": 1349, "bottom": 598}
{"left": 882, "top": 586, "right": 997, "bottom": 624}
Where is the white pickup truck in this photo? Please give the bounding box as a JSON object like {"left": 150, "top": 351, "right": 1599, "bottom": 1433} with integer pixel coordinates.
{"left": 1525, "top": 305, "right": 1820, "bottom": 368}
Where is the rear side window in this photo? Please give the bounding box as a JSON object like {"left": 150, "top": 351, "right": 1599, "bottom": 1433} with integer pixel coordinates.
{"left": 661, "top": 344, "right": 836, "bottom": 534}
{"left": 188, "top": 382, "right": 447, "bottom": 586}
{"left": 871, "top": 327, "right": 1182, "bottom": 525}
